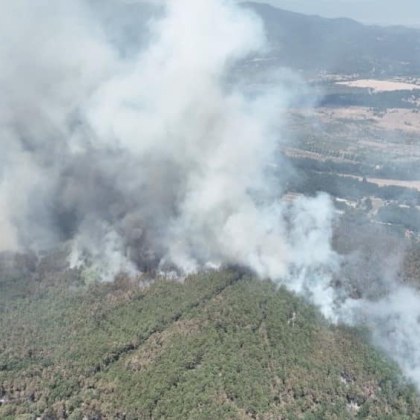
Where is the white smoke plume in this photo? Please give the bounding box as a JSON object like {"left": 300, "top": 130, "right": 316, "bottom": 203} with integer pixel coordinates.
{"left": 2, "top": 0, "right": 420, "bottom": 392}
{"left": 0, "top": 0, "right": 332, "bottom": 279}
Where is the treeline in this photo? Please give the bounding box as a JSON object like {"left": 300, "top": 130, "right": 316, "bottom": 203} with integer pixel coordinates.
{"left": 318, "top": 90, "right": 420, "bottom": 109}
{"left": 291, "top": 157, "right": 420, "bottom": 181}
{"left": 377, "top": 204, "right": 420, "bottom": 232}
{"left": 290, "top": 170, "right": 420, "bottom": 205}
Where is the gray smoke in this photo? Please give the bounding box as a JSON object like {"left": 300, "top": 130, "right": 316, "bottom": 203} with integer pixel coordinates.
{"left": 2, "top": 0, "right": 420, "bottom": 392}
{"left": 0, "top": 0, "right": 332, "bottom": 280}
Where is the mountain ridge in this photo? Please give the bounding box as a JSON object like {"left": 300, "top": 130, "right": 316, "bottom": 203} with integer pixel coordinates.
{"left": 242, "top": 1, "right": 420, "bottom": 77}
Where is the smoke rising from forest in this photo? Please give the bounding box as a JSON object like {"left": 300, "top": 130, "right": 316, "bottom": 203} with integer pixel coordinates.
{"left": 0, "top": 0, "right": 333, "bottom": 280}
{"left": 1, "top": 0, "right": 420, "bottom": 391}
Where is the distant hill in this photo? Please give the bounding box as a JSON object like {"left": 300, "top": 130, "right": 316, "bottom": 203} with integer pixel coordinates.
{"left": 243, "top": 2, "right": 420, "bottom": 77}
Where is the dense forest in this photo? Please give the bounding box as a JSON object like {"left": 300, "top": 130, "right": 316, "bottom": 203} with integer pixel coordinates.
{"left": 1, "top": 266, "right": 420, "bottom": 419}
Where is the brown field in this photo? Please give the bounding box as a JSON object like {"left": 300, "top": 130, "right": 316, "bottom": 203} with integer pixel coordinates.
{"left": 339, "top": 173, "right": 420, "bottom": 191}
{"left": 315, "top": 107, "right": 420, "bottom": 135}
{"left": 286, "top": 104, "right": 420, "bottom": 192}
{"left": 369, "top": 177, "right": 420, "bottom": 190}
{"left": 336, "top": 79, "right": 420, "bottom": 92}
{"left": 286, "top": 106, "right": 420, "bottom": 165}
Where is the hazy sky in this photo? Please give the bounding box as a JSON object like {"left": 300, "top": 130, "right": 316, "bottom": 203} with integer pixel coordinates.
{"left": 250, "top": 0, "right": 420, "bottom": 26}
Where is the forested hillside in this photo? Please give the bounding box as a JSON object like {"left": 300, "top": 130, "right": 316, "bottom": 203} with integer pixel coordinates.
{"left": 1, "top": 267, "right": 419, "bottom": 419}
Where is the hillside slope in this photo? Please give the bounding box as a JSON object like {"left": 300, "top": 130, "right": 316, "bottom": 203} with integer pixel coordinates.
{"left": 243, "top": 2, "right": 420, "bottom": 77}
{"left": 1, "top": 266, "right": 419, "bottom": 419}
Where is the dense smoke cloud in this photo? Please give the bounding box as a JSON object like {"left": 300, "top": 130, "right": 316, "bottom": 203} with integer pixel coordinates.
{"left": 2, "top": 0, "right": 420, "bottom": 393}
{"left": 0, "top": 0, "right": 333, "bottom": 280}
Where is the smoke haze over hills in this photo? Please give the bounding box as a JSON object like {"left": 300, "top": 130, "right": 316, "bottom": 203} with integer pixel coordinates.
{"left": 247, "top": 0, "right": 420, "bottom": 27}
{"left": 0, "top": 0, "right": 334, "bottom": 281}
{"left": 2, "top": 0, "right": 420, "bottom": 396}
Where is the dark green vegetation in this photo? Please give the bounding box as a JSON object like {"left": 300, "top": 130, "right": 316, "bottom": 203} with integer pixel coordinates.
{"left": 290, "top": 170, "right": 420, "bottom": 205}
{"left": 318, "top": 88, "right": 420, "bottom": 110}
{"left": 1, "top": 266, "right": 420, "bottom": 419}
{"left": 291, "top": 157, "right": 420, "bottom": 183}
